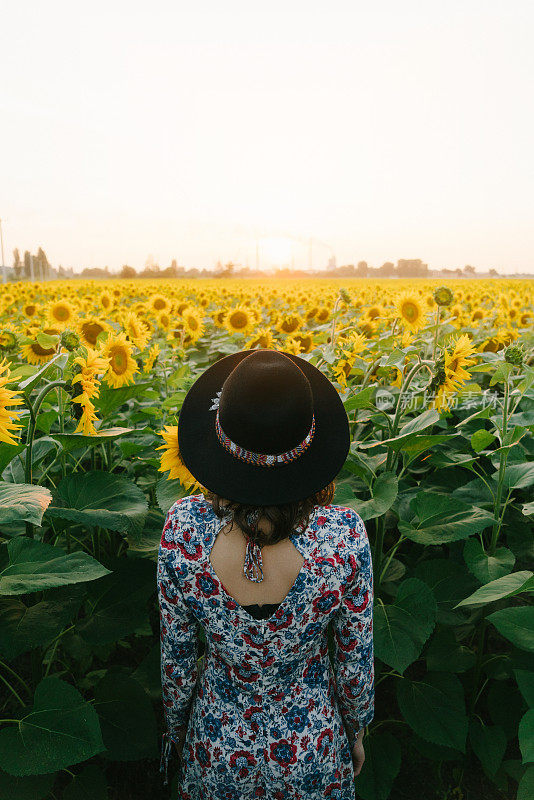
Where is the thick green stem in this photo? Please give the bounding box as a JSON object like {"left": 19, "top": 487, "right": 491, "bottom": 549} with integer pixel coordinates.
{"left": 24, "top": 379, "right": 68, "bottom": 538}
{"left": 379, "top": 537, "right": 405, "bottom": 583}
{"left": 0, "top": 671, "right": 26, "bottom": 707}
{"left": 489, "top": 378, "right": 509, "bottom": 555}
{"left": 24, "top": 380, "right": 68, "bottom": 485}
{"left": 330, "top": 297, "right": 342, "bottom": 347}
{"left": 57, "top": 368, "right": 66, "bottom": 479}
{"left": 0, "top": 660, "right": 31, "bottom": 696}
{"left": 432, "top": 306, "right": 441, "bottom": 360}
{"left": 386, "top": 361, "right": 427, "bottom": 471}
{"left": 373, "top": 516, "right": 387, "bottom": 589}
{"left": 469, "top": 619, "right": 487, "bottom": 716}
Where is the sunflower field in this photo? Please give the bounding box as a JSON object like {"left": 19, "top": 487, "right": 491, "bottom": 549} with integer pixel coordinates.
{"left": 0, "top": 277, "right": 533, "bottom": 800}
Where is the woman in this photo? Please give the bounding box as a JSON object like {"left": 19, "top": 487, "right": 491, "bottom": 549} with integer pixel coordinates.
{"left": 158, "top": 348, "right": 374, "bottom": 799}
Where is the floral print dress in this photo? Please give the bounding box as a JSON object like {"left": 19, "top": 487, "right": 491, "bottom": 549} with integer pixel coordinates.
{"left": 158, "top": 493, "right": 374, "bottom": 800}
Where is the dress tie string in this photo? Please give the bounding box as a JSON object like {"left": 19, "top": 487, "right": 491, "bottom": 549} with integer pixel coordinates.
{"left": 243, "top": 536, "right": 264, "bottom": 582}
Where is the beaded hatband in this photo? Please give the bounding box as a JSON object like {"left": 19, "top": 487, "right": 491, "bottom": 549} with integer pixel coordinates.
{"left": 215, "top": 408, "right": 315, "bottom": 467}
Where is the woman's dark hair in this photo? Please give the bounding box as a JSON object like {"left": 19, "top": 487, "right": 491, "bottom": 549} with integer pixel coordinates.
{"left": 206, "top": 481, "right": 336, "bottom": 547}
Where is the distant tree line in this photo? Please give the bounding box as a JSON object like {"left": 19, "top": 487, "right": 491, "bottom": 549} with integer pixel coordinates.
{"left": 12, "top": 247, "right": 53, "bottom": 281}
{"left": 8, "top": 250, "right": 504, "bottom": 280}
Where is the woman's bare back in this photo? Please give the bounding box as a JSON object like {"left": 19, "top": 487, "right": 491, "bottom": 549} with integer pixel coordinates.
{"left": 208, "top": 518, "right": 305, "bottom": 607}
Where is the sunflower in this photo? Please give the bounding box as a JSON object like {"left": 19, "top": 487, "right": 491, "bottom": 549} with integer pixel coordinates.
{"left": 70, "top": 347, "right": 111, "bottom": 435}
{"left": 447, "top": 304, "right": 464, "bottom": 323}
{"left": 342, "top": 331, "right": 368, "bottom": 357}
{"left": 77, "top": 317, "right": 110, "bottom": 348}
{"left": 315, "top": 307, "right": 330, "bottom": 324}
{"left": 471, "top": 309, "right": 485, "bottom": 323}
{"left": 20, "top": 327, "right": 61, "bottom": 365}
{"left": 244, "top": 327, "right": 275, "bottom": 350}
{"left": 143, "top": 343, "right": 161, "bottom": 373}
{"left": 148, "top": 294, "right": 171, "bottom": 315}
{"left": 121, "top": 311, "right": 150, "bottom": 350}
{"left": 175, "top": 301, "right": 190, "bottom": 316}
{"left": 400, "top": 329, "right": 414, "bottom": 348}
{"left": 23, "top": 302, "right": 40, "bottom": 319}
{"left": 275, "top": 312, "right": 304, "bottom": 336}
{"left": 156, "top": 425, "right": 203, "bottom": 492}
{"left": 0, "top": 357, "right": 24, "bottom": 445}
{"left": 156, "top": 310, "right": 172, "bottom": 331}
{"left": 364, "top": 305, "right": 382, "bottom": 322}
{"left": 431, "top": 334, "right": 478, "bottom": 411}
{"left": 182, "top": 307, "right": 205, "bottom": 341}
{"left": 445, "top": 333, "right": 476, "bottom": 388}
{"left": 356, "top": 319, "right": 378, "bottom": 339}
{"left": 46, "top": 300, "right": 77, "bottom": 329}
{"left": 292, "top": 333, "right": 315, "bottom": 354}
{"left": 98, "top": 291, "right": 115, "bottom": 313}
{"left": 277, "top": 337, "right": 302, "bottom": 356}
{"left": 212, "top": 309, "right": 227, "bottom": 328}
{"left": 331, "top": 358, "right": 354, "bottom": 390}
{"left": 99, "top": 332, "right": 139, "bottom": 388}
{"left": 224, "top": 306, "right": 255, "bottom": 336}
{"left": 395, "top": 293, "right": 427, "bottom": 333}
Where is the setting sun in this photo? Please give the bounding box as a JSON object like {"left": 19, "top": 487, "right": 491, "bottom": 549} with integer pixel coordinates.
{"left": 260, "top": 237, "right": 294, "bottom": 266}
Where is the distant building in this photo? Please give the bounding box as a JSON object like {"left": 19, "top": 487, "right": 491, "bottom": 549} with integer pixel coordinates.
{"left": 397, "top": 259, "right": 428, "bottom": 277}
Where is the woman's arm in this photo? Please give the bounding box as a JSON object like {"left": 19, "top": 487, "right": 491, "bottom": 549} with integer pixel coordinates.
{"left": 332, "top": 510, "right": 374, "bottom": 750}
{"left": 157, "top": 508, "right": 201, "bottom": 782}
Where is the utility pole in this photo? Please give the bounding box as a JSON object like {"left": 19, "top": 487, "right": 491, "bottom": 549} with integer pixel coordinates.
{"left": 0, "top": 218, "right": 6, "bottom": 284}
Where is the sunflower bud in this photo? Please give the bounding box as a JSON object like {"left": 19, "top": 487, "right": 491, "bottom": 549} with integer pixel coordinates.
{"left": 504, "top": 343, "right": 524, "bottom": 367}
{"left": 339, "top": 288, "right": 351, "bottom": 305}
{"left": 433, "top": 286, "right": 454, "bottom": 306}
{"left": 60, "top": 330, "right": 81, "bottom": 351}
{"left": 0, "top": 329, "right": 18, "bottom": 351}
{"left": 429, "top": 355, "right": 447, "bottom": 391}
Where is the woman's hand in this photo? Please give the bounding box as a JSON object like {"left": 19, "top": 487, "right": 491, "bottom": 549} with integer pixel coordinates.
{"left": 351, "top": 730, "right": 366, "bottom": 777}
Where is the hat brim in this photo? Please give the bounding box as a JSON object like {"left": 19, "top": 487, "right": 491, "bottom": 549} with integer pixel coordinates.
{"left": 177, "top": 350, "right": 350, "bottom": 506}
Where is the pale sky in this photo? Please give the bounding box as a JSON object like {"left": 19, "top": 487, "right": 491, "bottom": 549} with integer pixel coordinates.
{"left": 2, "top": 0, "right": 533, "bottom": 274}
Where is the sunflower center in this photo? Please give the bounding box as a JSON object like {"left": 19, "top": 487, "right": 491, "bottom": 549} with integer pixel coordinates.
{"left": 401, "top": 301, "right": 419, "bottom": 322}
{"left": 281, "top": 318, "right": 299, "bottom": 333}
{"left": 187, "top": 317, "right": 199, "bottom": 331}
{"left": 54, "top": 305, "right": 70, "bottom": 321}
{"left": 82, "top": 322, "right": 105, "bottom": 345}
{"left": 109, "top": 346, "right": 128, "bottom": 374}
{"left": 153, "top": 298, "right": 166, "bottom": 310}
{"left": 32, "top": 343, "right": 55, "bottom": 356}
{"left": 230, "top": 312, "right": 248, "bottom": 329}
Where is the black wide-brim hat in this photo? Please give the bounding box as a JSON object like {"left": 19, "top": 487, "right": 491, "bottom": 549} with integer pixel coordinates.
{"left": 177, "top": 349, "right": 350, "bottom": 506}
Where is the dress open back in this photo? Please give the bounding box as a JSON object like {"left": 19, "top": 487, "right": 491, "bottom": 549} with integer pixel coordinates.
{"left": 158, "top": 493, "right": 374, "bottom": 799}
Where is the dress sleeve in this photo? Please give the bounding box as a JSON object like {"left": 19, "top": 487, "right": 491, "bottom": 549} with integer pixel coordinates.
{"left": 331, "top": 510, "right": 374, "bottom": 749}
{"left": 157, "top": 504, "right": 201, "bottom": 783}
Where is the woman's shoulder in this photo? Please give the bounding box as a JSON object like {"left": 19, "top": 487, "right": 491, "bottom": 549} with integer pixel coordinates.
{"left": 315, "top": 503, "right": 366, "bottom": 535}
{"left": 160, "top": 494, "right": 214, "bottom": 560}
{"left": 166, "top": 492, "right": 213, "bottom": 524}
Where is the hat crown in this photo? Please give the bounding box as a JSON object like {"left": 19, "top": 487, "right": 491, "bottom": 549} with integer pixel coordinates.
{"left": 218, "top": 350, "right": 313, "bottom": 454}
